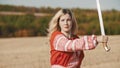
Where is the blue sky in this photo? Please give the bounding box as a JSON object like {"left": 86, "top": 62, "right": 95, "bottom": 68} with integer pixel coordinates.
{"left": 0, "top": 0, "right": 120, "bottom": 11}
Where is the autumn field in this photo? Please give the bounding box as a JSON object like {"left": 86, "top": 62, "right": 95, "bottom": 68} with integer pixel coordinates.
{"left": 0, "top": 36, "right": 120, "bottom": 68}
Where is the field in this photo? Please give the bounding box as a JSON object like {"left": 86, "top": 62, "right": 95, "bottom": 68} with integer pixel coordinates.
{"left": 0, "top": 36, "right": 120, "bottom": 68}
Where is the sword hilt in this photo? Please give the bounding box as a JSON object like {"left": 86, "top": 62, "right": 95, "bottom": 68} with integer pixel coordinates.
{"left": 102, "top": 36, "right": 110, "bottom": 52}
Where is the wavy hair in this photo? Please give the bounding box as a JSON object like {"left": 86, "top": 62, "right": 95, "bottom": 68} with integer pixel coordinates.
{"left": 48, "top": 9, "right": 78, "bottom": 37}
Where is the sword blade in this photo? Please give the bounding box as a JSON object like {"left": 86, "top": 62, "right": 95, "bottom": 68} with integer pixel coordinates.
{"left": 96, "top": 0, "right": 105, "bottom": 36}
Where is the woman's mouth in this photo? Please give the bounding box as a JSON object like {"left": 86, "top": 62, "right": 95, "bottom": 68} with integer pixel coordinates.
{"left": 64, "top": 26, "right": 69, "bottom": 28}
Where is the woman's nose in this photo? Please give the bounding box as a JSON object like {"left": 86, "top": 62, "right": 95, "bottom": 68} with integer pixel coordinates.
{"left": 64, "top": 20, "right": 68, "bottom": 24}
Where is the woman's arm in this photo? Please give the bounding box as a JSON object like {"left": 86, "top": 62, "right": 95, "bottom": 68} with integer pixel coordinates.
{"left": 53, "top": 34, "right": 98, "bottom": 52}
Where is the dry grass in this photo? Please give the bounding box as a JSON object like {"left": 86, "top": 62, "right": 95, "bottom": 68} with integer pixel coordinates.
{"left": 0, "top": 36, "right": 120, "bottom": 68}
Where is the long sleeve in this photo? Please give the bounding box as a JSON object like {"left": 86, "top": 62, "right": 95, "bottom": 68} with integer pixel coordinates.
{"left": 52, "top": 34, "right": 97, "bottom": 52}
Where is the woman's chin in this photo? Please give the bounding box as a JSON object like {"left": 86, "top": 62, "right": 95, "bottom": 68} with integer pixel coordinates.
{"left": 61, "top": 28, "right": 71, "bottom": 33}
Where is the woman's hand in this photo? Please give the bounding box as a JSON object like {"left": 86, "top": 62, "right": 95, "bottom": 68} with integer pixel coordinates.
{"left": 97, "top": 36, "right": 108, "bottom": 43}
{"left": 97, "top": 36, "right": 110, "bottom": 51}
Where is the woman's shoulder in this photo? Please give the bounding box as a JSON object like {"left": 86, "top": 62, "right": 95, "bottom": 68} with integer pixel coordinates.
{"left": 50, "top": 31, "right": 62, "bottom": 40}
{"left": 52, "top": 31, "right": 62, "bottom": 36}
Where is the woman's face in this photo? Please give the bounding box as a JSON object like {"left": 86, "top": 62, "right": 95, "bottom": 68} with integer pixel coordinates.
{"left": 59, "top": 14, "right": 72, "bottom": 33}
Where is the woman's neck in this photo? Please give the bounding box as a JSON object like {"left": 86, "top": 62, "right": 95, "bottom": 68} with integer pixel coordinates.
{"left": 61, "top": 31, "right": 71, "bottom": 38}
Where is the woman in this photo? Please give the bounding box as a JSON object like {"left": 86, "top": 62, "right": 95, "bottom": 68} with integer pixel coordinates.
{"left": 48, "top": 9, "right": 107, "bottom": 68}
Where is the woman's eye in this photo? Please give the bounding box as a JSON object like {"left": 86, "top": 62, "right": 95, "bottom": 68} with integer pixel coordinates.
{"left": 61, "top": 19, "right": 65, "bottom": 21}
{"left": 67, "top": 19, "right": 71, "bottom": 21}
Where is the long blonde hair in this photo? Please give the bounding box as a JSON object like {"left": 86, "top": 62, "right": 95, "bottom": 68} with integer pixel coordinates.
{"left": 48, "top": 9, "right": 78, "bottom": 37}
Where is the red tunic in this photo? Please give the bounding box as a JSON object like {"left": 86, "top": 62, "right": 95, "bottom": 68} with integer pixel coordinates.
{"left": 50, "top": 31, "right": 97, "bottom": 68}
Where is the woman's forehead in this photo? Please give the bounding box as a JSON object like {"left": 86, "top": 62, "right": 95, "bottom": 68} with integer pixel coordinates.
{"left": 60, "top": 14, "right": 71, "bottom": 19}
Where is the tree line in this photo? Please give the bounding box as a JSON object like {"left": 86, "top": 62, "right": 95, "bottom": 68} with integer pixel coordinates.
{"left": 0, "top": 5, "right": 120, "bottom": 37}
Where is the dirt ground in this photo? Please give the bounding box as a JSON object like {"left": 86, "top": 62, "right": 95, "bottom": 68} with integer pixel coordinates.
{"left": 0, "top": 36, "right": 120, "bottom": 68}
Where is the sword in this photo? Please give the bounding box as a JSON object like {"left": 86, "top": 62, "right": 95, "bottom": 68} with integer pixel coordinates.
{"left": 96, "top": 0, "right": 110, "bottom": 52}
